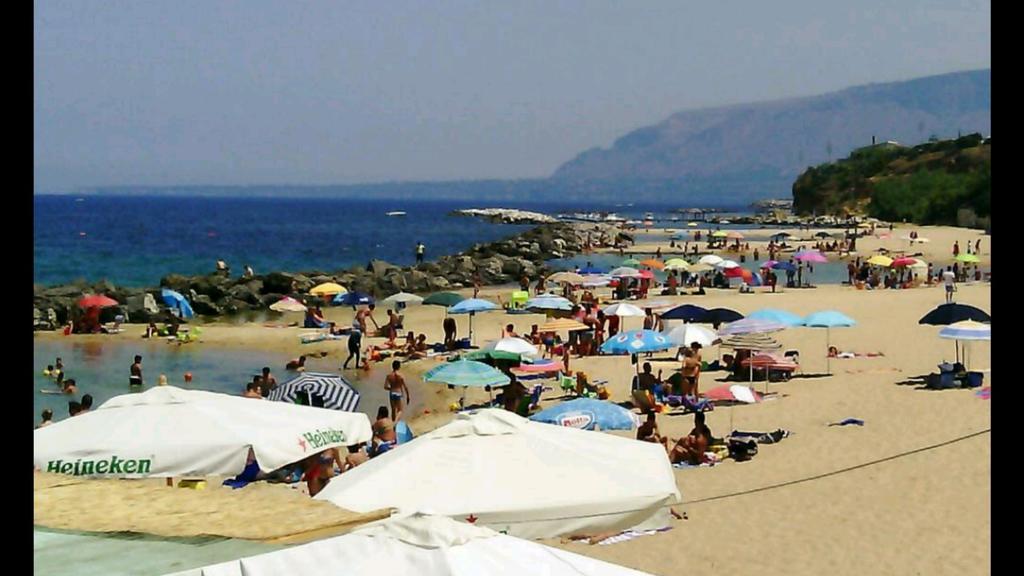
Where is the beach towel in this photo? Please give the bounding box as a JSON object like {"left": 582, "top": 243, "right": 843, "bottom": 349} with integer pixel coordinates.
{"left": 222, "top": 460, "right": 261, "bottom": 489}
{"left": 729, "top": 429, "right": 791, "bottom": 444}
{"left": 829, "top": 418, "right": 865, "bottom": 427}
{"left": 975, "top": 386, "right": 991, "bottom": 400}
{"left": 583, "top": 527, "right": 673, "bottom": 546}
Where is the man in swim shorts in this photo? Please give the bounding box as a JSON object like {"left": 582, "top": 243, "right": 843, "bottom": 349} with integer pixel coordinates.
{"left": 384, "top": 360, "right": 410, "bottom": 422}
{"left": 129, "top": 355, "right": 144, "bottom": 390}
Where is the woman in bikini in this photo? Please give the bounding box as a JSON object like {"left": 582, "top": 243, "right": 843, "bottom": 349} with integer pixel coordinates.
{"left": 384, "top": 360, "right": 410, "bottom": 422}
{"left": 680, "top": 348, "right": 701, "bottom": 397}
{"left": 372, "top": 406, "right": 397, "bottom": 456}
{"left": 669, "top": 411, "right": 712, "bottom": 465}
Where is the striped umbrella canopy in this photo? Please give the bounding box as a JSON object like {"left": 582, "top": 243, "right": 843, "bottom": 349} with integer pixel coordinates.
{"left": 867, "top": 255, "right": 893, "bottom": 267}
{"left": 955, "top": 253, "right": 980, "bottom": 263}
{"left": 803, "top": 310, "right": 856, "bottom": 374}
{"left": 526, "top": 295, "right": 573, "bottom": 311}
{"left": 548, "top": 272, "right": 585, "bottom": 285}
{"left": 382, "top": 292, "right": 424, "bottom": 306}
{"left": 603, "top": 303, "right": 646, "bottom": 317}
{"left": 538, "top": 318, "right": 589, "bottom": 332}
{"left": 639, "top": 259, "right": 665, "bottom": 270}
{"left": 621, "top": 258, "right": 642, "bottom": 267}
{"left": 423, "top": 292, "right": 466, "bottom": 307}
{"left": 747, "top": 309, "right": 805, "bottom": 327}
{"left": 609, "top": 266, "right": 641, "bottom": 277}
{"left": 268, "top": 372, "right": 360, "bottom": 412}
{"left": 310, "top": 282, "right": 347, "bottom": 296}
{"left": 699, "top": 255, "right": 724, "bottom": 266}
{"left": 269, "top": 296, "right": 307, "bottom": 313}
{"left": 938, "top": 320, "right": 991, "bottom": 341}
{"left": 600, "top": 330, "right": 673, "bottom": 354}
{"left": 718, "top": 317, "right": 787, "bottom": 336}
{"left": 721, "top": 333, "right": 782, "bottom": 351}
{"left": 422, "top": 360, "right": 510, "bottom": 388}
{"left": 663, "top": 258, "right": 690, "bottom": 271}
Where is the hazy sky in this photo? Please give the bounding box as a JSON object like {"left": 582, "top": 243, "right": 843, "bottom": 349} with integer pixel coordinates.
{"left": 35, "top": 0, "right": 990, "bottom": 191}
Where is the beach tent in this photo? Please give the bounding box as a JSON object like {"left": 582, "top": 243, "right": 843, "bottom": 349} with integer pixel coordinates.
{"left": 166, "top": 513, "right": 653, "bottom": 576}
{"left": 34, "top": 386, "right": 372, "bottom": 478}
{"left": 314, "top": 410, "right": 680, "bottom": 539}
{"left": 267, "top": 372, "right": 360, "bottom": 412}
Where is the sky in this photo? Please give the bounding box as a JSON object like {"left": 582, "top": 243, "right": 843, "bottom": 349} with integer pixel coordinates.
{"left": 34, "top": 0, "right": 991, "bottom": 191}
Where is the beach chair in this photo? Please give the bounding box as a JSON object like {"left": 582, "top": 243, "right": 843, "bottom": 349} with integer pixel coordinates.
{"left": 558, "top": 373, "right": 576, "bottom": 396}
{"left": 509, "top": 291, "right": 529, "bottom": 311}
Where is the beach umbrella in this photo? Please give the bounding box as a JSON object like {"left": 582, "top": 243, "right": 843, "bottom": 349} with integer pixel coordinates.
{"left": 314, "top": 410, "right": 681, "bottom": 539}
{"left": 160, "top": 288, "right": 195, "bottom": 320}
{"left": 660, "top": 304, "right": 709, "bottom": 322}
{"left": 794, "top": 250, "right": 827, "bottom": 263}
{"left": 759, "top": 260, "right": 780, "bottom": 269}
{"left": 548, "top": 271, "right": 585, "bottom": 284}
{"left": 663, "top": 258, "right": 690, "bottom": 271}
{"left": 663, "top": 323, "right": 718, "bottom": 347}
{"left": 704, "top": 384, "right": 762, "bottom": 404}
{"left": 771, "top": 261, "right": 797, "bottom": 272}
{"left": 34, "top": 386, "right": 372, "bottom": 478}
{"left": 711, "top": 231, "right": 728, "bottom": 238}
{"left": 891, "top": 257, "right": 918, "bottom": 268}
{"left": 637, "top": 269, "right": 655, "bottom": 279}
{"left": 867, "top": 255, "right": 893, "bottom": 267}
{"left": 538, "top": 318, "right": 590, "bottom": 332}
{"left": 726, "top": 231, "right": 745, "bottom": 240}
{"left": 577, "top": 265, "right": 605, "bottom": 275}
{"left": 747, "top": 309, "right": 805, "bottom": 327}
{"left": 803, "top": 310, "right": 856, "bottom": 374}
{"left": 639, "top": 258, "right": 665, "bottom": 270}
{"left": 955, "top": 253, "right": 980, "bottom": 263}
{"left": 687, "top": 262, "right": 714, "bottom": 273}
{"left": 705, "top": 308, "right": 745, "bottom": 325}
{"left": 609, "top": 266, "right": 640, "bottom": 277}
{"left": 699, "top": 255, "right": 724, "bottom": 266}
{"left": 621, "top": 258, "right": 642, "bottom": 267}
{"left": 424, "top": 292, "right": 466, "bottom": 307}
{"left": 717, "top": 259, "right": 740, "bottom": 269}
{"left": 919, "top": 303, "right": 991, "bottom": 325}
{"left": 77, "top": 294, "right": 119, "bottom": 309}
{"left": 938, "top": 320, "right": 991, "bottom": 368}
{"left": 423, "top": 359, "right": 510, "bottom": 388}
{"left": 465, "top": 349, "right": 524, "bottom": 363}
{"left": 600, "top": 329, "right": 673, "bottom": 355}
{"left": 334, "top": 291, "right": 375, "bottom": 306}
{"left": 602, "top": 302, "right": 645, "bottom": 317}
{"left": 770, "top": 232, "right": 792, "bottom": 241}
{"left": 723, "top": 266, "right": 751, "bottom": 279}
{"left": 268, "top": 372, "right": 361, "bottom": 412}
{"left": 718, "top": 317, "right": 787, "bottom": 336}
{"left": 814, "top": 231, "right": 833, "bottom": 238}
{"left": 269, "top": 296, "right": 307, "bottom": 313}
{"left": 530, "top": 398, "right": 636, "bottom": 431}
{"left": 449, "top": 298, "right": 500, "bottom": 344}
{"left": 581, "top": 274, "right": 612, "bottom": 287}
{"left": 310, "top": 282, "right": 347, "bottom": 296}
{"left": 484, "top": 337, "right": 540, "bottom": 358}
{"left": 526, "top": 294, "right": 573, "bottom": 311}
{"left": 167, "top": 513, "right": 653, "bottom": 576}
{"left": 381, "top": 291, "right": 424, "bottom": 306}
{"left": 721, "top": 332, "right": 783, "bottom": 391}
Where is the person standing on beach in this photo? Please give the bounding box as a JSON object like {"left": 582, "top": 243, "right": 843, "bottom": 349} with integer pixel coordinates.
{"left": 975, "top": 238, "right": 981, "bottom": 254}
{"left": 953, "top": 241, "right": 960, "bottom": 257}
{"left": 473, "top": 273, "right": 482, "bottom": 298}
{"left": 385, "top": 361, "right": 410, "bottom": 422}
{"left": 943, "top": 266, "right": 956, "bottom": 303}
{"left": 343, "top": 324, "right": 362, "bottom": 370}
{"left": 129, "top": 355, "right": 144, "bottom": 391}
{"left": 415, "top": 241, "right": 425, "bottom": 265}
{"left": 356, "top": 304, "right": 379, "bottom": 336}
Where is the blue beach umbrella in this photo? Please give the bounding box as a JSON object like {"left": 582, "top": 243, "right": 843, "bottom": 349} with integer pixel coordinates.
{"left": 448, "top": 298, "right": 499, "bottom": 344}
{"left": 747, "top": 309, "right": 805, "bottom": 327}
{"left": 803, "top": 310, "right": 856, "bottom": 374}
{"left": 334, "top": 292, "right": 375, "bottom": 307}
{"left": 600, "top": 329, "right": 673, "bottom": 355}
{"left": 660, "top": 304, "right": 709, "bottom": 322}
{"left": 530, "top": 398, "right": 636, "bottom": 431}
{"left": 771, "top": 261, "right": 797, "bottom": 272}
{"left": 161, "top": 288, "right": 194, "bottom": 320}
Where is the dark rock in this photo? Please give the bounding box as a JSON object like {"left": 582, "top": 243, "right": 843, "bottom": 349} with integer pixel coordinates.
{"left": 191, "top": 295, "right": 222, "bottom": 316}
{"left": 160, "top": 274, "right": 192, "bottom": 293}
{"left": 263, "top": 272, "right": 296, "bottom": 294}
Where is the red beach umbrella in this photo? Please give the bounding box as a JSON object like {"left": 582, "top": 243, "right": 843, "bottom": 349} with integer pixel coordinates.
{"left": 77, "top": 294, "right": 120, "bottom": 309}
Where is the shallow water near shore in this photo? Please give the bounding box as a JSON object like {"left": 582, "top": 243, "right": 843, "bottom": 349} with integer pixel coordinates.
{"left": 32, "top": 339, "right": 408, "bottom": 426}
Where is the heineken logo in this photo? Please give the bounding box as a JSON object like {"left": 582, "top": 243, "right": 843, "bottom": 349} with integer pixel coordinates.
{"left": 557, "top": 411, "right": 594, "bottom": 429}
{"left": 47, "top": 456, "right": 152, "bottom": 476}
{"left": 300, "top": 428, "right": 346, "bottom": 452}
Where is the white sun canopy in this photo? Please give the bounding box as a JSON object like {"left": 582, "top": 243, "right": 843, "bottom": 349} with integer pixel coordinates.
{"left": 314, "top": 409, "right": 681, "bottom": 539}
{"left": 34, "top": 386, "right": 372, "bottom": 479}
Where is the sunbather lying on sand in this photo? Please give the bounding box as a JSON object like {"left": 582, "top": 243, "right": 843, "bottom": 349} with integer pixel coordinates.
{"left": 827, "top": 346, "right": 885, "bottom": 358}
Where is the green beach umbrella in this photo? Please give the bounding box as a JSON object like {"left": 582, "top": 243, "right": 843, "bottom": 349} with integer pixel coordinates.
{"left": 423, "top": 292, "right": 466, "bottom": 307}
{"left": 464, "top": 349, "right": 523, "bottom": 362}
{"left": 955, "top": 253, "right": 980, "bottom": 263}
{"left": 621, "top": 258, "right": 642, "bottom": 267}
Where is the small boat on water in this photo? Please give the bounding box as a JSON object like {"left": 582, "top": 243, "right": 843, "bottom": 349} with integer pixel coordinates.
{"left": 386, "top": 211, "right": 407, "bottom": 217}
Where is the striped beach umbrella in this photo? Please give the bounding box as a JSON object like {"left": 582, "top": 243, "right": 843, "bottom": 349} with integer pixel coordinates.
{"left": 938, "top": 320, "right": 990, "bottom": 369}
{"left": 718, "top": 317, "right": 787, "bottom": 336}
{"left": 547, "top": 272, "right": 585, "bottom": 285}
{"left": 663, "top": 323, "right": 718, "bottom": 347}
{"left": 268, "top": 372, "right": 361, "bottom": 412}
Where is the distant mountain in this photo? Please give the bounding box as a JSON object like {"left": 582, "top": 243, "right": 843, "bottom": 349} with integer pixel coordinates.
{"left": 552, "top": 69, "right": 991, "bottom": 197}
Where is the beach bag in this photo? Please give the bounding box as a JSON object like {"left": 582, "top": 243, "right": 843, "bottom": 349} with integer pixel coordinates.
{"left": 728, "top": 438, "right": 758, "bottom": 462}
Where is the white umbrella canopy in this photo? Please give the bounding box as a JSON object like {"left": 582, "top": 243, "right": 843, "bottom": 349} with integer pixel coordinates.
{"left": 483, "top": 337, "right": 540, "bottom": 358}
{"left": 382, "top": 292, "right": 425, "bottom": 306}
{"left": 315, "top": 410, "right": 681, "bottom": 539}
{"left": 548, "top": 271, "right": 586, "bottom": 284}
{"left": 664, "top": 323, "right": 719, "bottom": 347}
{"left": 166, "top": 514, "right": 653, "bottom": 576}
{"left": 269, "top": 297, "right": 307, "bottom": 313}
{"left": 609, "top": 266, "right": 641, "bottom": 277}
{"left": 34, "top": 386, "right": 372, "bottom": 478}
{"left": 698, "top": 254, "right": 724, "bottom": 266}
{"left": 602, "top": 302, "right": 646, "bottom": 317}
{"left": 716, "top": 259, "right": 740, "bottom": 269}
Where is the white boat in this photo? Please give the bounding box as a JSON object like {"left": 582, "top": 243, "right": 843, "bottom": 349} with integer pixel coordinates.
{"left": 386, "top": 211, "right": 407, "bottom": 217}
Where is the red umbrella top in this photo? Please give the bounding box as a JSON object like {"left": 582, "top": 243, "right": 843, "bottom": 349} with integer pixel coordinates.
{"left": 724, "top": 267, "right": 752, "bottom": 279}
{"left": 77, "top": 294, "right": 120, "bottom": 309}
{"left": 637, "top": 270, "right": 655, "bottom": 279}
{"left": 891, "top": 257, "right": 918, "bottom": 267}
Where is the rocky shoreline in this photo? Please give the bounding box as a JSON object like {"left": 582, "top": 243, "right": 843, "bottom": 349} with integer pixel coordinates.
{"left": 33, "top": 223, "right": 584, "bottom": 331}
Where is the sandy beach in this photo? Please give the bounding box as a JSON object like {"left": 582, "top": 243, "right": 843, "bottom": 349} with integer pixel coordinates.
{"left": 34, "top": 223, "right": 991, "bottom": 576}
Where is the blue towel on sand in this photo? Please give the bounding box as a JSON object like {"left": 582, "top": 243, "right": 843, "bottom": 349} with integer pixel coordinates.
{"left": 829, "top": 418, "right": 864, "bottom": 427}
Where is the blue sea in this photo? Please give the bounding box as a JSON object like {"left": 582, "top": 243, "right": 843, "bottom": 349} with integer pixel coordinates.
{"left": 33, "top": 195, "right": 750, "bottom": 287}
